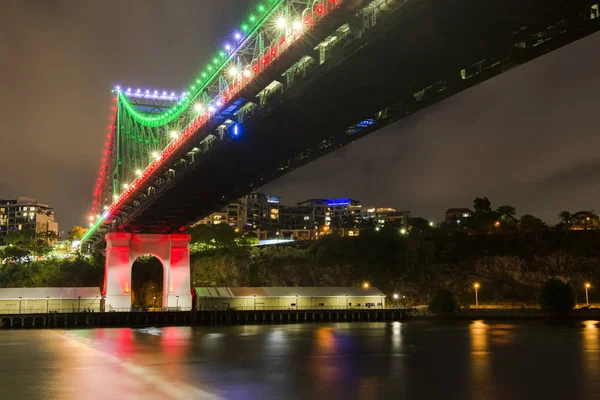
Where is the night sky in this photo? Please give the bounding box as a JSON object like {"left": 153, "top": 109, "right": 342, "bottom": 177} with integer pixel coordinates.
{"left": 2, "top": 1, "right": 600, "bottom": 233}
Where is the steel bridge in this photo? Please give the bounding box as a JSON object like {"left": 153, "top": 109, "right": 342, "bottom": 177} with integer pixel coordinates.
{"left": 84, "top": 0, "right": 600, "bottom": 246}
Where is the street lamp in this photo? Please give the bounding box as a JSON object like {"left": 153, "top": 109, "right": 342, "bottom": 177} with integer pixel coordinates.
{"left": 585, "top": 283, "right": 591, "bottom": 307}
{"left": 19, "top": 297, "right": 22, "bottom": 314}
{"left": 153, "top": 296, "right": 156, "bottom": 311}
{"left": 254, "top": 295, "right": 257, "bottom": 311}
{"left": 393, "top": 293, "right": 399, "bottom": 308}
{"left": 176, "top": 295, "right": 180, "bottom": 310}
{"left": 473, "top": 283, "right": 480, "bottom": 308}
{"left": 362, "top": 282, "right": 370, "bottom": 289}
{"left": 46, "top": 296, "right": 50, "bottom": 313}
{"left": 78, "top": 296, "right": 81, "bottom": 312}
{"left": 295, "top": 295, "right": 299, "bottom": 310}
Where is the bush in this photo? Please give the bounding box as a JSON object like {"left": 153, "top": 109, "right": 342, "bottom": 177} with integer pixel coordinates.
{"left": 539, "top": 278, "right": 575, "bottom": 315}
{"left": 429, "top": 288, "right": 459, "bottom": 316}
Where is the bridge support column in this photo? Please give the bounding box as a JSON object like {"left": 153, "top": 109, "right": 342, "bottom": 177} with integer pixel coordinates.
{"left": 104, "top": 233, "right": 192, "bottom": 311}
{"left": 104, "top": 233, "right": 133, "bottom": 310}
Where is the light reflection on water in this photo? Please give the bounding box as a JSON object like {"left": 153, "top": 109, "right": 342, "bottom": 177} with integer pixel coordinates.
{"left": 0, "top": 321, "right": 599, "bottom": 399}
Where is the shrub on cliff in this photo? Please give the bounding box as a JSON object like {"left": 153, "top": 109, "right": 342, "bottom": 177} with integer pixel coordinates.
{"left": 539, "top": 278, "right": 575, "bottom": 315}
{"left": 429, "top": 288, "right": 459, "bottom": 316}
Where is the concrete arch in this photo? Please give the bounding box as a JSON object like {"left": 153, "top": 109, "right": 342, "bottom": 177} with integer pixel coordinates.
{"left": 130, "top": 254, "right": 164, "bottom": 308}
{"left": 104, "top": 233, "right": 192, "bottom": 310}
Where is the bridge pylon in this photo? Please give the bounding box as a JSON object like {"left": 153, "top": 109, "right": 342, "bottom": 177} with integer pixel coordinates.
{"left": 104, "top": 232, "right": 192, "bottom": 311}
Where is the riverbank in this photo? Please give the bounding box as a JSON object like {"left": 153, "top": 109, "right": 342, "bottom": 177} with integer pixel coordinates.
{"left": 0, "top": 308, "right": 410, "bottom": 329}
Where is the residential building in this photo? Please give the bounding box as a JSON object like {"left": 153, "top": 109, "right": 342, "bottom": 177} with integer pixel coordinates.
{"left": 196, "top": 192, "right": 277, "bottom": 231}
{"left": 197, "top": 193, "right": 411, "bottom": 238}
{"left": 360, "top": 207, "right": 411, "bottom": 228}
{"left": 0, "top": 197, "right": 58, "bottom": 244}
{"left": 445, "top": 208, "right": 473, "bottom": 224}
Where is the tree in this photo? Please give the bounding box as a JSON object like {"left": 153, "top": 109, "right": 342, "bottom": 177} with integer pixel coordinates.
{"left": 539, "top": 278, "right": 575, "bottom": 315}
{"left": 558, "top": 211, "right": 572, "bottom": 229}
{"left": 473, "top": 197, "right": 492, "bottom": 214}
{"left": 497, "top": 205, "right": 518, "bottom": 225}
{"left": 408, "top": 217, "right": 433, "bottom": 236}
{"left": 519, "top": 214, "right": 547, "bottom": 232}
{"left": 68, "top": 226, "right": 88, "bottom": 241}
{"left": 571, "top": 211, "right": 599, "bottom": 230}
{"left": 429, "top": 288, "right": 459, "bottom": 316}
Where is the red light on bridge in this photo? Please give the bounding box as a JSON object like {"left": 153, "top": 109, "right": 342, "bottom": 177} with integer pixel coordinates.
{"left": 315, "top": 5, "right": 324, "bottom": 14}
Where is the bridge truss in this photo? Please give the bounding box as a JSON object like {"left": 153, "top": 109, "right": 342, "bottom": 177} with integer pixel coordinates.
{"left": 84, "top": 0, "right": 600, "bottom": 245}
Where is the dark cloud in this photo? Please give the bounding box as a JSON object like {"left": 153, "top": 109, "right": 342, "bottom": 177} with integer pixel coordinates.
{"left": 1, "top": 1, "right": 599, "bottom": 232}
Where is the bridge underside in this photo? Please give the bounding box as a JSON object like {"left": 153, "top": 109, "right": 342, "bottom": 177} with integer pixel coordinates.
{"left": 94, "top": 0, "right": 600, "bottom": 240}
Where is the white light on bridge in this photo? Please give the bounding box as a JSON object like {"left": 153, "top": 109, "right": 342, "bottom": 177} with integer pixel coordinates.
{"left": 293, "top": 20, "right": 303, "bottom": 31}
{"left": 135, "top": 169, "right": 142, "bottom": 176}
{"left": 194, "top": 103, "right": 203, "bottom": 113}
{"left": 276, "top": 16, "right": 288, "bottom": 30}
{"left": 170, "top": 131, "right": 179, "bottom": 139}
{"left": 227, "top": 66, "right": 239, "bottom": 79}
{"left": 123, "top": 183, "right": 129, "bottom": 189}
{"left": 113, "top": 194, "right": 119, "bottom": 201}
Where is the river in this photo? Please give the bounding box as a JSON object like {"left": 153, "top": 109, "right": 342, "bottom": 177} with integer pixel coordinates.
{"left": 0, "top": 321, "right": 598, "bottom": 399}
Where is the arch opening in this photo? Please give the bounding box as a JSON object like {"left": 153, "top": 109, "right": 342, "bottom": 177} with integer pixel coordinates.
{"left": 131, "top": 255, "right": 164, "bottom": 310}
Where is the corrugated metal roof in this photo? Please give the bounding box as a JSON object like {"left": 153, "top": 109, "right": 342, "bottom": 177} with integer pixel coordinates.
{"left": 0, "top": 287, "right": 100, "bottom": 300}
{"left": 194, "top": 287, "right": 385, "bottom": 298}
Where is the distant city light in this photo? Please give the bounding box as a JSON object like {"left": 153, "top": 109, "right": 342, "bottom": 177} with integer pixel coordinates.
{"left": 400, "top": 228, "right": 407, "bottom": 235}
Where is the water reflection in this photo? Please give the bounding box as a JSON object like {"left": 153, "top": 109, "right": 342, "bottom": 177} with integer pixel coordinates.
{"left": 391, "top": 321, "right": 402, "bottom": 351}
{"left": 5, "top": 322, "right": 600, "bottom": 399}
{"left": 470, "top": 320, "right": 493, "bottom": 400}
{"left": 583, "top": 321, "right": 599, "bottom": 382}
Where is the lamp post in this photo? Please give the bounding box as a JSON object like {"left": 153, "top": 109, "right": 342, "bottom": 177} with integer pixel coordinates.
{"left": 393, "top": 293, "right": 399, "bottom": 308}
{"left": 362, "top": 282, "right": 370, "bottom": 289}
{"left": 295, "top": 295, "right": 299, "bottom": 310}
{"left": 474, "top": 283, "right": 480, "bottom": 308}
{"left": 253, "top": 295, "right": 257, "bottom": 311}
{"left": 345, "top": 295, "right": 349, "bottom": 310}
{"left": 153, "top": 296, "right": 156, "bottom": 311}
{"left": 46, "top": 296, "right": 50, "bottom": 313}
{"left": 176, "top": 295, "right": 179, "bottom": 311}
{"left": 402, "top": 295, "right": 407, "bottom": 310}
{"left": 585, "top": 283, "right": 591, "bottom": 307}
{"left": 78, "top": 296, "right": 81, "bottom": 312}
{"left": 19, "top": 297, "right": 22, "bottom": 314}
{"left": 276, "top": 231, "right": 280, "bottom": 243}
